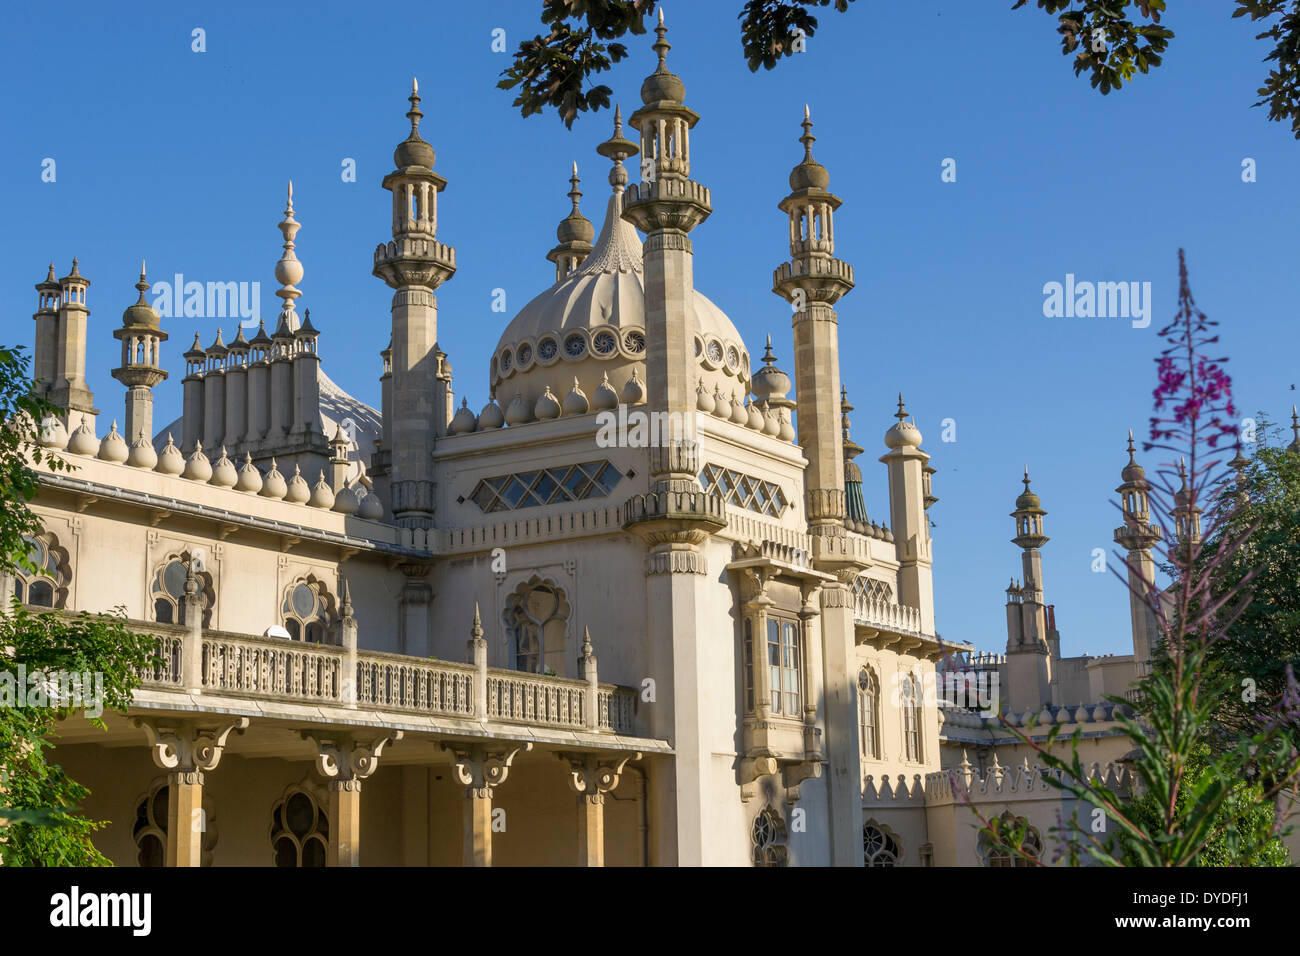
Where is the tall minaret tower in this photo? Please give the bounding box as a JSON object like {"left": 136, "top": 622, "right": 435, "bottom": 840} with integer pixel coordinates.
{"left": 772, "top": 107, "right": 854, "bottom": 539}
{"left": 1005, "top": 468, "right": 1053, "bottom": 710}
{"left": 372, "top": 79, "right": 457, "bottom": 529}
{"left": 547, "top": 163, "right": 594, "bottom": 281}
{"left": 622, "top": 9, "right": 713, "bottom": 491}
{"left": 32, "top": 264, "right": 60, "bottom": 396}
{"left": 111, "top": 263, "right": 168, "bottom": 444}
{"left": 880, "top": 396, "right": 935, "bottom": 632}
{"left": 1171, "top": 458, "right": 1202, "bottom": 544}
{"left": 51, "top": 258, "right": 97, "bottom": 428}
{"left": 1113, "top": 431, "right": 1162, "bottom": 672}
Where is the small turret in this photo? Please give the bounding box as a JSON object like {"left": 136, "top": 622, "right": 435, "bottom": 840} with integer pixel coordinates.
{"left": 112, "top": 262, "right": 169, "bottom": 443}
{"left": 547, "top": 163, "right": 594, "bottom": 281}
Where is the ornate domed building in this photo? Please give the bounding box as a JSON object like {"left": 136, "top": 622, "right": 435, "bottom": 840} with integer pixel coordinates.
{"left": 11, "top": 13, "right": 1163, "bottom": 868}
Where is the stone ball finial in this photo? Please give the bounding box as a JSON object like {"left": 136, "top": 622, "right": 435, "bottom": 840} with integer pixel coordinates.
{"left": 97, "top": 421, "right": 129, "bottom": 463}
{"left": 562, "top": 377, "right": 590, "bottom": 416}
{"left": 591, "top": 372, "right": 619, "bottom": 411}
{"left": 235, "top": 452, "right": 263, "bottom": 493}
{"left": 182, "top": 441, "right": 213, "bottom": 482}
{"left": 285, "top": 464, "right": 311, "bottom": 503}
{"left": 260, "top": 458, "right": 288, "bottom": 499}
{"left": 478, "top": 393, "right": 505, "bottom": 429}
{"left": 505, "top": 392, "right": 533, "bottom": 426}
{"left": 210, "top": 446, "right": 238, "bottom": 487}
{"left": 621, "top": 369, "right": 645, "bottom": 405}
{"left": 155, "top": 434, "right": 184, "bottom": 475}
{"left": 67, "top": 419, "right": 99, "bottom": 457}
{"left": 534, "top": 386, "right": 562, "bottom": 420}
{"left": 450, "top": 397, "right": 478, "bottom": 434}
{"left": 309, "top": 471, "right": 336, "bottom": 509}
{"left": 127, "top": 430, "right": 158, "bottom": 469}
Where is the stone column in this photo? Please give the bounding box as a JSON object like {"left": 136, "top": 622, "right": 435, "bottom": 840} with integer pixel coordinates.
{"left": 134, "top": 717, "right": 248, "bottom": 867}
{"left": 819, "top": 580, "right": 864, "bottom": 866}
{"left": 559, "top": 752, "right": 640, "bottom": 867}
{"left": 443, "top": 743, "right": 530, "bottom": 867}
{"left": 398, "top": 564, "right": 433, "bottom": 657}
{"left": 302, "top": 731, "right": 402, "bottom": 866}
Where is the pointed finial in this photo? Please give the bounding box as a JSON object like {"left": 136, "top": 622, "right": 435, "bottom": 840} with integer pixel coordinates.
{"left": 761, "top": 334, "right": 777, "bottom": 366}
{"left": 653, "top": 5, "right": 670, "bottom": 68}
{"left": 407, "top": 77, "right": 424, "bottom": 132}
{"left": 1291, "top": 405, "right": 1300, "bottom": 446}
{"left": 1023, "top": 465, "right": 1031, "bottom": 492}
{"left": 895, "top": 393, "right": 907, "bottom": 423}
{"left": 582, "top": 626, "right": 594, "bottom": 658}
{"left": 471, "top": 602, "right": 483, "bottom": 642}
{"left": 799, "top": 105, "right": 816, "bottom": 161}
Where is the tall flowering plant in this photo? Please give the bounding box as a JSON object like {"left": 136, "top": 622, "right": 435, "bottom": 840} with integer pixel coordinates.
{"left": 960, "top": 251, "right": 1299, "bottom": 866}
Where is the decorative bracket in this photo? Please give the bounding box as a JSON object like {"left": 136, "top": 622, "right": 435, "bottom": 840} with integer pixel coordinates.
{"left": 134, "top": 716, "right": 249, "bottom": 778}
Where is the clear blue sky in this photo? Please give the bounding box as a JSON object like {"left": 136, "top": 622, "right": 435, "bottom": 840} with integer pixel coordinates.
{"left": 1, "top": 0, "right": 1295, "bottom": 657}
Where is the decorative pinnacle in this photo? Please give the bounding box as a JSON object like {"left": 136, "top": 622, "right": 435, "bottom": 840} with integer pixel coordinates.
{"left": 275, "top": 180, "right": 304, "bottom": 324}
{"left": 1022, "top": 465, "right": 1032, "bottom": 493}
{"left": 1126, "top": 428, "right": 1138, "bottom": 462}
{"left": 471, "top": 602, "right": 483, "bottom": 642}
{"left": 597, "top": 104, "right": 638, "bottom": 189}
{"left": 133, "top": 260, "right": 150, "bottom": 301}
{"left": 761, "top": 333, "right": 777, "bottom": 365}
{"left": 1291, "top": 405, "right": 1300, "bottom": 445}
{"left": 895, "top": 393, "right": 908, "bottom": 423}
{"left": 800, "top": 104, "right": 816, "bottom": 161}
{"left": 653, "top": 7, "right": 669, "bottom": 68}
{"left": 582, "top": 626, "right": 594, "bottom": 658}
{"left": 568, "top": 161, "right": 582, "bottom": 213}
{"left": 408, "top": 77, "right": 423, "bottom": 133}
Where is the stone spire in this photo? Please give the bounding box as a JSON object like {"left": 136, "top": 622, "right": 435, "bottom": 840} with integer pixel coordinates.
{"left": 32, "top": 262, "right": 60, "bottom": 396}
{"left": 1005, "top": 466, "right": 1053, "bottom": 709}
{"left": 880, "top": 394, "right": 934, "bottom": 631}
{"left": 50, "top": 257, "right": 97, "bottom": 429}
{"left": 547, "top": 162, "right": 594, "bottom": 281}
{"left": 374, "top": 81, "right": 457, "bottom": 529}
{"left": 274, "top": 182, "right": 304, "bottom": 334}
{"left": 773, "top": 106, "right": 854, "bottom": 542}
{"left": 111, "top": 261, "right": 169, "bottom": 444}
{"left": 841, "top": 387, "right": 869, "bottom": 532}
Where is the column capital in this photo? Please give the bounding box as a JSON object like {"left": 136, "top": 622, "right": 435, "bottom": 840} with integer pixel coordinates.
{"left": 301, "top": 730, "right": 403, "bottom": 783}
{"left": 558, "top": 751, "right": 641, "bottom": 797}
{"left": 442, "top": 741, "right": 532, "bottom": 793}
{"left": 134, "top": 717, "right": 248, "bottom": 774}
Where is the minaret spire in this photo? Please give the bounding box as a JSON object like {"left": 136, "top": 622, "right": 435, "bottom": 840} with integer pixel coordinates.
{"left": 112, "top": 261, "right": 169, "bottom": 444}
{"left": 1114, "top": 429, "right": 1162, "bottom": 671}
{"left": 274, "top": 181, "right": 303, "bottom": 333}
{"left": 547, "top": 161, "right": 594, "bottom": 281}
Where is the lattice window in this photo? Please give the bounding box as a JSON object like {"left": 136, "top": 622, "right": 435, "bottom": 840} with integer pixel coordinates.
{"left": 858, "top": 667, "right": 880, "bottom": 759}
{"left": 469, "top": 461, "right": 623, "bottom": 513}
{"left": 751, "top": 806, "right": 788, "bottom": 867}
{"left": 271, "top": 786, "right": 328, "bottom": 867}
{"left": 863, "top": 822, "right": 901, "bottom": 867}
{"left": 849, "top": 575, "right": 894, "bottom": 605}
{"left": 13, "top": 533, "right": 69, "bottom": 608}
{"left": 983, "top": 812, "right": 1042, "bottom": 867}
{"left": 699, "top": 464, "right": 788, "bottom": 517}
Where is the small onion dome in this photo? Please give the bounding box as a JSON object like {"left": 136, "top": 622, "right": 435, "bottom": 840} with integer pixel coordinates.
{"left": 155, "top": 434, "right": 185, "bottom": 475}
{"left": 551, "top": 163, "right": 595, "bottom": 252}
{"left": 309, "top": 471, "right": 336, "bottom": 509}
{"left": 261, "top": 458, "right": 288, "bottom": 499}
{"left": 751, "top": 335, "right": 791, "bottom": 405}
{"left": 845, "top": 459, "right": 863, "bottom": 483}
{"left": 1173, "top": 460, "right": 1191, "bottom": 508}
{"left": 127, "top": 430, "right": 158, "bottom": 469}
{"left": 746, "top": 399, "right": 765, "bottom": 431}
{"left": 562, "top": 378, "right": 589, "bottom": 416}
{"left": 67, "top": 419, "right": 99, "bottom": 456}
{"left": 235, "top": 453, "right": 263, "bottom": 493}
{"left": 505, "top": 392, "right": 532, "bottom": 426}
{"left": 883, "top": 526, "right": 895, "bottom": 544}
{"left": 358, "top": 489, "right": 384, "bottom": 520}
{"left": 1120, "top": 430, "right": 1146, "bottom": 483}
{"left": 97, "top": 421, "right": 129, "bottom": 462}
{"left": 884, "top": 394, "right": 923, "bottom": 449}
{"left": 478, "top": 393, "right": 505, "bottom": 429}
{"left": 38, "top": 416, "right": 68, "bottom": 449}
{"left": 621, "top": 369, "right": 645, "bottom": 405}
{"left": 333, "top": 483, "right": 360, "bottom": 515}
{"left": 777, "top": 410, "right": 795, "bottom": 443}
{"left": 285, "top": 465, "right": 311, "bottom": 504}
{"left": 729, "top": 392, "right": 747, "bottom": 425}
{"left": 182, "top": 441, "right": 213, "bottom": 482}
{"left": 695, "top": 380, "right": 715, "bottom": 414}
{"left": 394, "top": 79, "right": 436, "bottom": 169}
{"left": 789, "top": 106, "right": 830, "bottom": 192}
{"left": 591, "top": 373, "right": 618, "bottom": 411}
{"left": 534, "top": 386, "right": 561, "bottom": 420}
{"left": 712, "top": 386, "right": 731, "bottom": 420}
{"left": 450, "top": 397, "right": 478, "bottom": 434}
{"left": 762, "top": 402, "right": 781, "bottom": 437}
{"left": 121, "top": 264, "right": 160, "bottom": 329}
{"left": 210, "top": 446, "right": 238, "bottom": 488}
{"left": 640, "top": 10, "right": 686, "bottom": 106}
{"left": 1015, "top": 469, "right": 1042, "bottom": 511}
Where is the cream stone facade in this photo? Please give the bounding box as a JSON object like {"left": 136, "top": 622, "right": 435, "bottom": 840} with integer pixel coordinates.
{"left": 10, "top": 16, "right": 1178, "bottom": 867}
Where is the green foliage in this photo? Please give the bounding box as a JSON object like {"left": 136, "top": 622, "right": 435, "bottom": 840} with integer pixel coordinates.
{"left": 1011, "top": 1, "right": 1172, "bottom": 95}
{"left": 0, "top": 345, "right": 160, "bottom": 866}
{"left": 500, "top": 0, "right": 857, "bottom": 127}
{"left": 1234, "top": 1, "right": 1300, "bottom": 139}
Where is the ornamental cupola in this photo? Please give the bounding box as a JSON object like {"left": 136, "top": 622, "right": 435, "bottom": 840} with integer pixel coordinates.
{"left": 547, "top": 163, "right": 595, "bottom": 281}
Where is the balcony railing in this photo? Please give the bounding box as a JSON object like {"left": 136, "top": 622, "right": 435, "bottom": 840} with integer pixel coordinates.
{"left": 131, "top": 623, "right": 638, "bottom": 735}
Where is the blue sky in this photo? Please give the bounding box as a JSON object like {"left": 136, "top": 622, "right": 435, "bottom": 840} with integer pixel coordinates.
{"left": 1, "top": 0, "right": 1295, "bottom": 657}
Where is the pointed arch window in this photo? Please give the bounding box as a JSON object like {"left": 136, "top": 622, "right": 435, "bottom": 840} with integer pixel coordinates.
{"left": 151, "top": 554, "right": 214, "bottom": 628}
{"left": 282, "top": 578, "right": 335, "bottom": 644}
{"left": 858, "top": 667, "right": 880, "bottom": 760}
{"left": 863, "top": 822, "right": 901, "bottom": 867}
{"left": 751, "top": 806, "right": 788, "bottom": 867}
{"left": 13, "top": 533, "right": 69, "bottom": 608}
{"left": 271, "top": 786, "right": 328, "bottom": 867}
{"left": 504, "top": 578, "right": 570, "bottom": 676}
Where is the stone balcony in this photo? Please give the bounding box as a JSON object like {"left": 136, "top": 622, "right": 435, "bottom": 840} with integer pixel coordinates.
{"left": 132, "top": 621, "right": 642, "bottom": 740}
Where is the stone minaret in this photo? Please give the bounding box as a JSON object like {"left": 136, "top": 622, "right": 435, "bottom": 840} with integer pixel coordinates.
{"left": 245, "top": 321, "right": 272, "bottom": 444}
{"left": 32, "top": 264, "right": 60, "bottom": 396}
{"left": 623, "top": 9, "right": 713, "bottom": 492}
{"left": 1171, "top": 459, "right": 1202, "bottom": 544}
{"left": 1113, "top": 431, "right": 1162, "bottom": 673}
{"left": 619, "top": 12, "right": 726, "bottom": 866}
{"left": 270, "top": 183, "right": 304, "bottom": 442}
{"left": 223, "top": 327, "right": 249, "bottom": 450}
{"left": 880, "top": 396, "right": 935, "bottom": 633}
{"left": 372, "top": 79, "right": 456, "bottom": 529}
{"left": 181, "top": 333, "right": 206, "bottom": 452}
{"left": 547, "top": 162, "right": 594, "bottom": 281}
{"left": 51, "top": 258, "right": 97, "bottom": 429}
{"left": 202, "top": 329, "right": 227, "bottom": 451}
{"left": 1005, "top": 468, "right": 1053, "bottom": 710}
{"left": 772, "top": 107, "right": 854, "bottom": 539}
{"left": 111, "top": 263, "right": 168, "bottom": 444}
